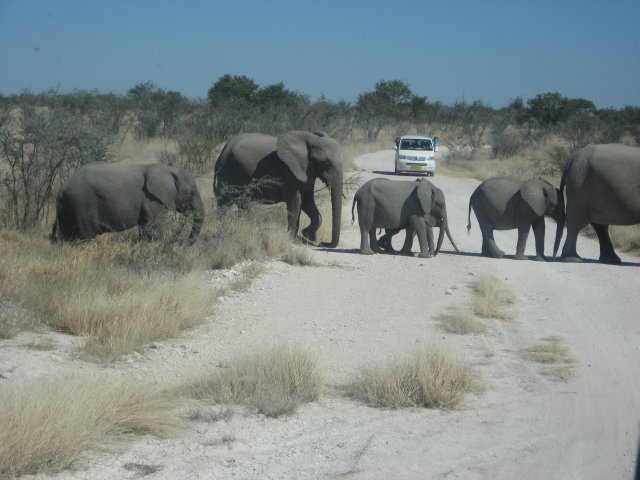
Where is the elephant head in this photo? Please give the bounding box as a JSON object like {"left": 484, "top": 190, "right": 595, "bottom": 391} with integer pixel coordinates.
{"left": 520, "top": 179, "right": 565, "bottom": 257}
{"left": 277, "top": 131, "right": 343, "bottom": 247}
{"left": 144, "top": 165, "right": 204, "bottom": 244}
{"left": 415, "top": 179, "right": 459, "bottom": 255}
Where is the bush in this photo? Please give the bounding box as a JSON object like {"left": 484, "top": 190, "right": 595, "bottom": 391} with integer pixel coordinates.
{"left": 0, "top": 105, "right": 113, "bottom": 229}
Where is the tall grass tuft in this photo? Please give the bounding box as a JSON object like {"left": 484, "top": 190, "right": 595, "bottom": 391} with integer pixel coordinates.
{"left": 188, "top": 343, "right": 323, "bottom": 417}
{"left": 349, "top": 344, "right": 484, "bottom": 410}
{"left": 438, "top": 307, "right": 488, "bottom": 335}
{"left": 471, "top": 275, "right": 516, "bottom": 320}
{"left": 0, "top": 377, "right": 177, "bottom": 478}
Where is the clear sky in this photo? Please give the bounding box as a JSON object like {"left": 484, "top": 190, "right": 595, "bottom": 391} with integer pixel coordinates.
{"left": 1, "top": 0, "right": 639, "bottom": 108}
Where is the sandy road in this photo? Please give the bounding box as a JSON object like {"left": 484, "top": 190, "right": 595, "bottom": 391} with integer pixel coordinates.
{"left": 10, "top": 149, "right": 640, "bottom": 479}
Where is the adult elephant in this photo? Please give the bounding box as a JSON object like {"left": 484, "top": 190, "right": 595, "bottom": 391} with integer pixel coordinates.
{"left": 558, "top": 144, "right": 640, "bottom": 264}
{"left": 213, "top": 131, "right": 343, "bottom": 247}
{"left": 51, "top": 162, "right": 204, "bottom": 243}
{"left": 351, "top": 177, "right": 458, "bottom": 257}
{"left": 467, "top": 177, "right": 564, "bottom": 260}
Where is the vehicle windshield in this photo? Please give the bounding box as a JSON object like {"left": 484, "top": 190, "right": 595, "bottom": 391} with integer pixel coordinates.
{"left": 400, "top": 139, "right": 433, "bottom": 151}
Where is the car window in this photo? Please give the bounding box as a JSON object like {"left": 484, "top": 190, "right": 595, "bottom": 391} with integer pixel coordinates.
{"left": 400, "top": 139, "right": 433, "bottom": 151}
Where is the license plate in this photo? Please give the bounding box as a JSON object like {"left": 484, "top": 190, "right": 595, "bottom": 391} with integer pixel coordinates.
{"left": 409, "top": 166, "right": 423, "bottom": 171}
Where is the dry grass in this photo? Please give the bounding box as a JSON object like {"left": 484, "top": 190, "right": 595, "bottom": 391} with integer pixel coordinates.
{"left": 520, "top": 337, "right": 575, "bottom": 364}
{"left": 609, "top": 225, "right": 640, "bottom": 255}
{"left": 349, "top": 344, "right": 484, "bottom": 410}
{"left": 541, "top": 366, "right": 576, "bottom": 382}
{"left": 438, "top": 307, "right": 488, "bottom": 335}
{"left": 520, "top": 337, "right": 576, "bottom": 383}
{"left": 0, "top": 195, "right": 320, "bottom": 361}
{"left": 0, "top": 231, "right": 212, "bottom": 363}
{"left": 187, "top": 343, "right": 323, "bottom": 417}
{"left": 186, "top": 405, "right": 234, "bottom": 423}
{"left": 0, "top": 376, "right": 178, "bottom": 478}
{"left": 471, "top": 275, "right": 516, "bottom": 320}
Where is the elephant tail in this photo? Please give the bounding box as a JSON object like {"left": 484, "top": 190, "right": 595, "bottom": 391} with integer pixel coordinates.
{"left": 559, "top": 159, "right": 570, "bottom": 197}
{"left": 466, "top": 198, "right": 472, "bottom": 235}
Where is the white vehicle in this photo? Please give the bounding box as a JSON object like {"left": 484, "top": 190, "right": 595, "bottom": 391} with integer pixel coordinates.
{"left": 394, "top": 135, "right": 436, "bottom": 176}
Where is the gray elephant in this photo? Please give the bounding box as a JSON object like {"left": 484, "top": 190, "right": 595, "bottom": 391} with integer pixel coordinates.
{"left": 557, "top": 144, "right": 640, "bottom": 264}
{"left": 467, "top": 177, "right": 564, "bottom": 260}
{"left": 51, "top": 162, "right": 204, "bottom": 243}
{"left": 214, "top": 131, "right": 343, "bottom": 247}
{"left": 351, "top": 177, "right": 458, "bottom": 257}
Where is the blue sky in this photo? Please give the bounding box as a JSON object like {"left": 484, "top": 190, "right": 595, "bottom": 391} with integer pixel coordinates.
{"left": 1, "top": 0, "right": 638, "bottom": 108}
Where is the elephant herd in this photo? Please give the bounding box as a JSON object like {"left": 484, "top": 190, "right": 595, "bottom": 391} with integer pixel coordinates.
{"left": 51, "top": 134, "right": 640, "bottom": 266}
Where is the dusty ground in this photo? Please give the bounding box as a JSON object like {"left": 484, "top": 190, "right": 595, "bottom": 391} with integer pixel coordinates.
{"left": 2, "top": 149, "right": 640, "bottom": 479}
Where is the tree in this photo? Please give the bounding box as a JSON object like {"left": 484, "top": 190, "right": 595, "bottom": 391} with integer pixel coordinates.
{"left": 207, "top": 74, "right": 259, "bottom": 108}
{"left": 526, "top": 92, "right": 567, "bottom": 125}
{"left": 374, "top": 80, "right": 413, "bottom": 106}
{"left": 127, "top": 82, "right": 189, "bottom": 138}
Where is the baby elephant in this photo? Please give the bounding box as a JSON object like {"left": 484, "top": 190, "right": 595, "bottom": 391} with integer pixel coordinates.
{"left": 352, "top": 177, "right": 458, "bottom": 257}
{"left": 467, "top": 177, "right": 565, "bottom": 260}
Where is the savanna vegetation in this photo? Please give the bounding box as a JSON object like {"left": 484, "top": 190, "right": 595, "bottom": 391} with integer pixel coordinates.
{"left": 0, "top": 76, "right": 637, "bottom": 476}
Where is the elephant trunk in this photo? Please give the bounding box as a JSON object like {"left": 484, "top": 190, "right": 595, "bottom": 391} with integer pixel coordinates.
{"left": 321, "top": 171, "right": 343, "bottom": 248}
{"left": 434, "top": 207, "right": 459, "bottom": 255}
{"left": 435, "top": 221, "right": 446, "bottom": 255}
{"left": 552, "top": 194, "right": 565, "bottom": 258}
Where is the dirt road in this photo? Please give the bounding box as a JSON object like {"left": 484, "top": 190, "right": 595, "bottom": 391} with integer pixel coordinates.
{"left": 11, "top": 149, "right": 640, "bottom": 479}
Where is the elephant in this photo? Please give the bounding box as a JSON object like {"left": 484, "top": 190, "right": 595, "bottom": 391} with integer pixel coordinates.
{"left": 557, "top": 144, "right": 640, "bottom": 264}
{"left": 213, "top": 131, "right": 343, "bottom": 247}
{"left": 467, "top": 177, "right": 564, "bottom": 260}
{"left": 51, "top": 162, "right": 204, "bottom": 243}
{"left": 351, "top": 177, "right": 458, "bottom": 257}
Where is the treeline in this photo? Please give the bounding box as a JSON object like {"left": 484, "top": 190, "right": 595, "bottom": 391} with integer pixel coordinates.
{"left": 1, "top": 75, "right": 639, "bottom": 230}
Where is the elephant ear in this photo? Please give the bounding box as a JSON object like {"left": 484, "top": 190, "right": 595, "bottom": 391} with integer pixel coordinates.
{"left": 276, "top": 131, "right": 309, "bottom": 183}
{"left": 144, "top": 165, "right": 177, "bottom": 209}
{"left": 520, "top": 179, "right": 546, "bottom": 216}
{"left": 415, "top": 180, "right": 437, "bottom": 227}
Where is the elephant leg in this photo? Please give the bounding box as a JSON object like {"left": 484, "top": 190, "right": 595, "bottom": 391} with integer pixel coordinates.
{"left": 561, "top": 209, "right": 587, "bottom": 262}
{"left": 138, "top": 203, "right": 164, "bottom": 241}
{"left": 476, "top": 212, "right": 504, "bottom": 258}
{"left": 359, "top": 224, "right": 374, "bottom": 255}
{"left": 286, "top": 193, "right": 303, "bottom": 240}
{"left": 300, "top": 194, "right": 321, "bottom": 242}
{"left": 480, "top": 226, "right": 504, "bottom": 258}
{"left": 379, "top": 229, "right": 399, "bottom": 254}
{"left": 592, "top": 223, "right": 621, "bottom": 265}
{"left": 514, "top": 225, "right": 531, "bottom": 260}
{"left": 411, "top": 217, "right": 432, "bottom": 258}
{"left": 400, "top": 225, "right": 416, "bottom": 256}
{"left": 531, "top": 218, "right": 546, "bottom": 261}
{"left": 369, "top": 227, "right": 383, "bottom": 254}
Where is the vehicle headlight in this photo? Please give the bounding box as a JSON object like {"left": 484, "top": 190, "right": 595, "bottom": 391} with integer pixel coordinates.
{"left": 429, "top": 156, "right": 436, "bottom": 160}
